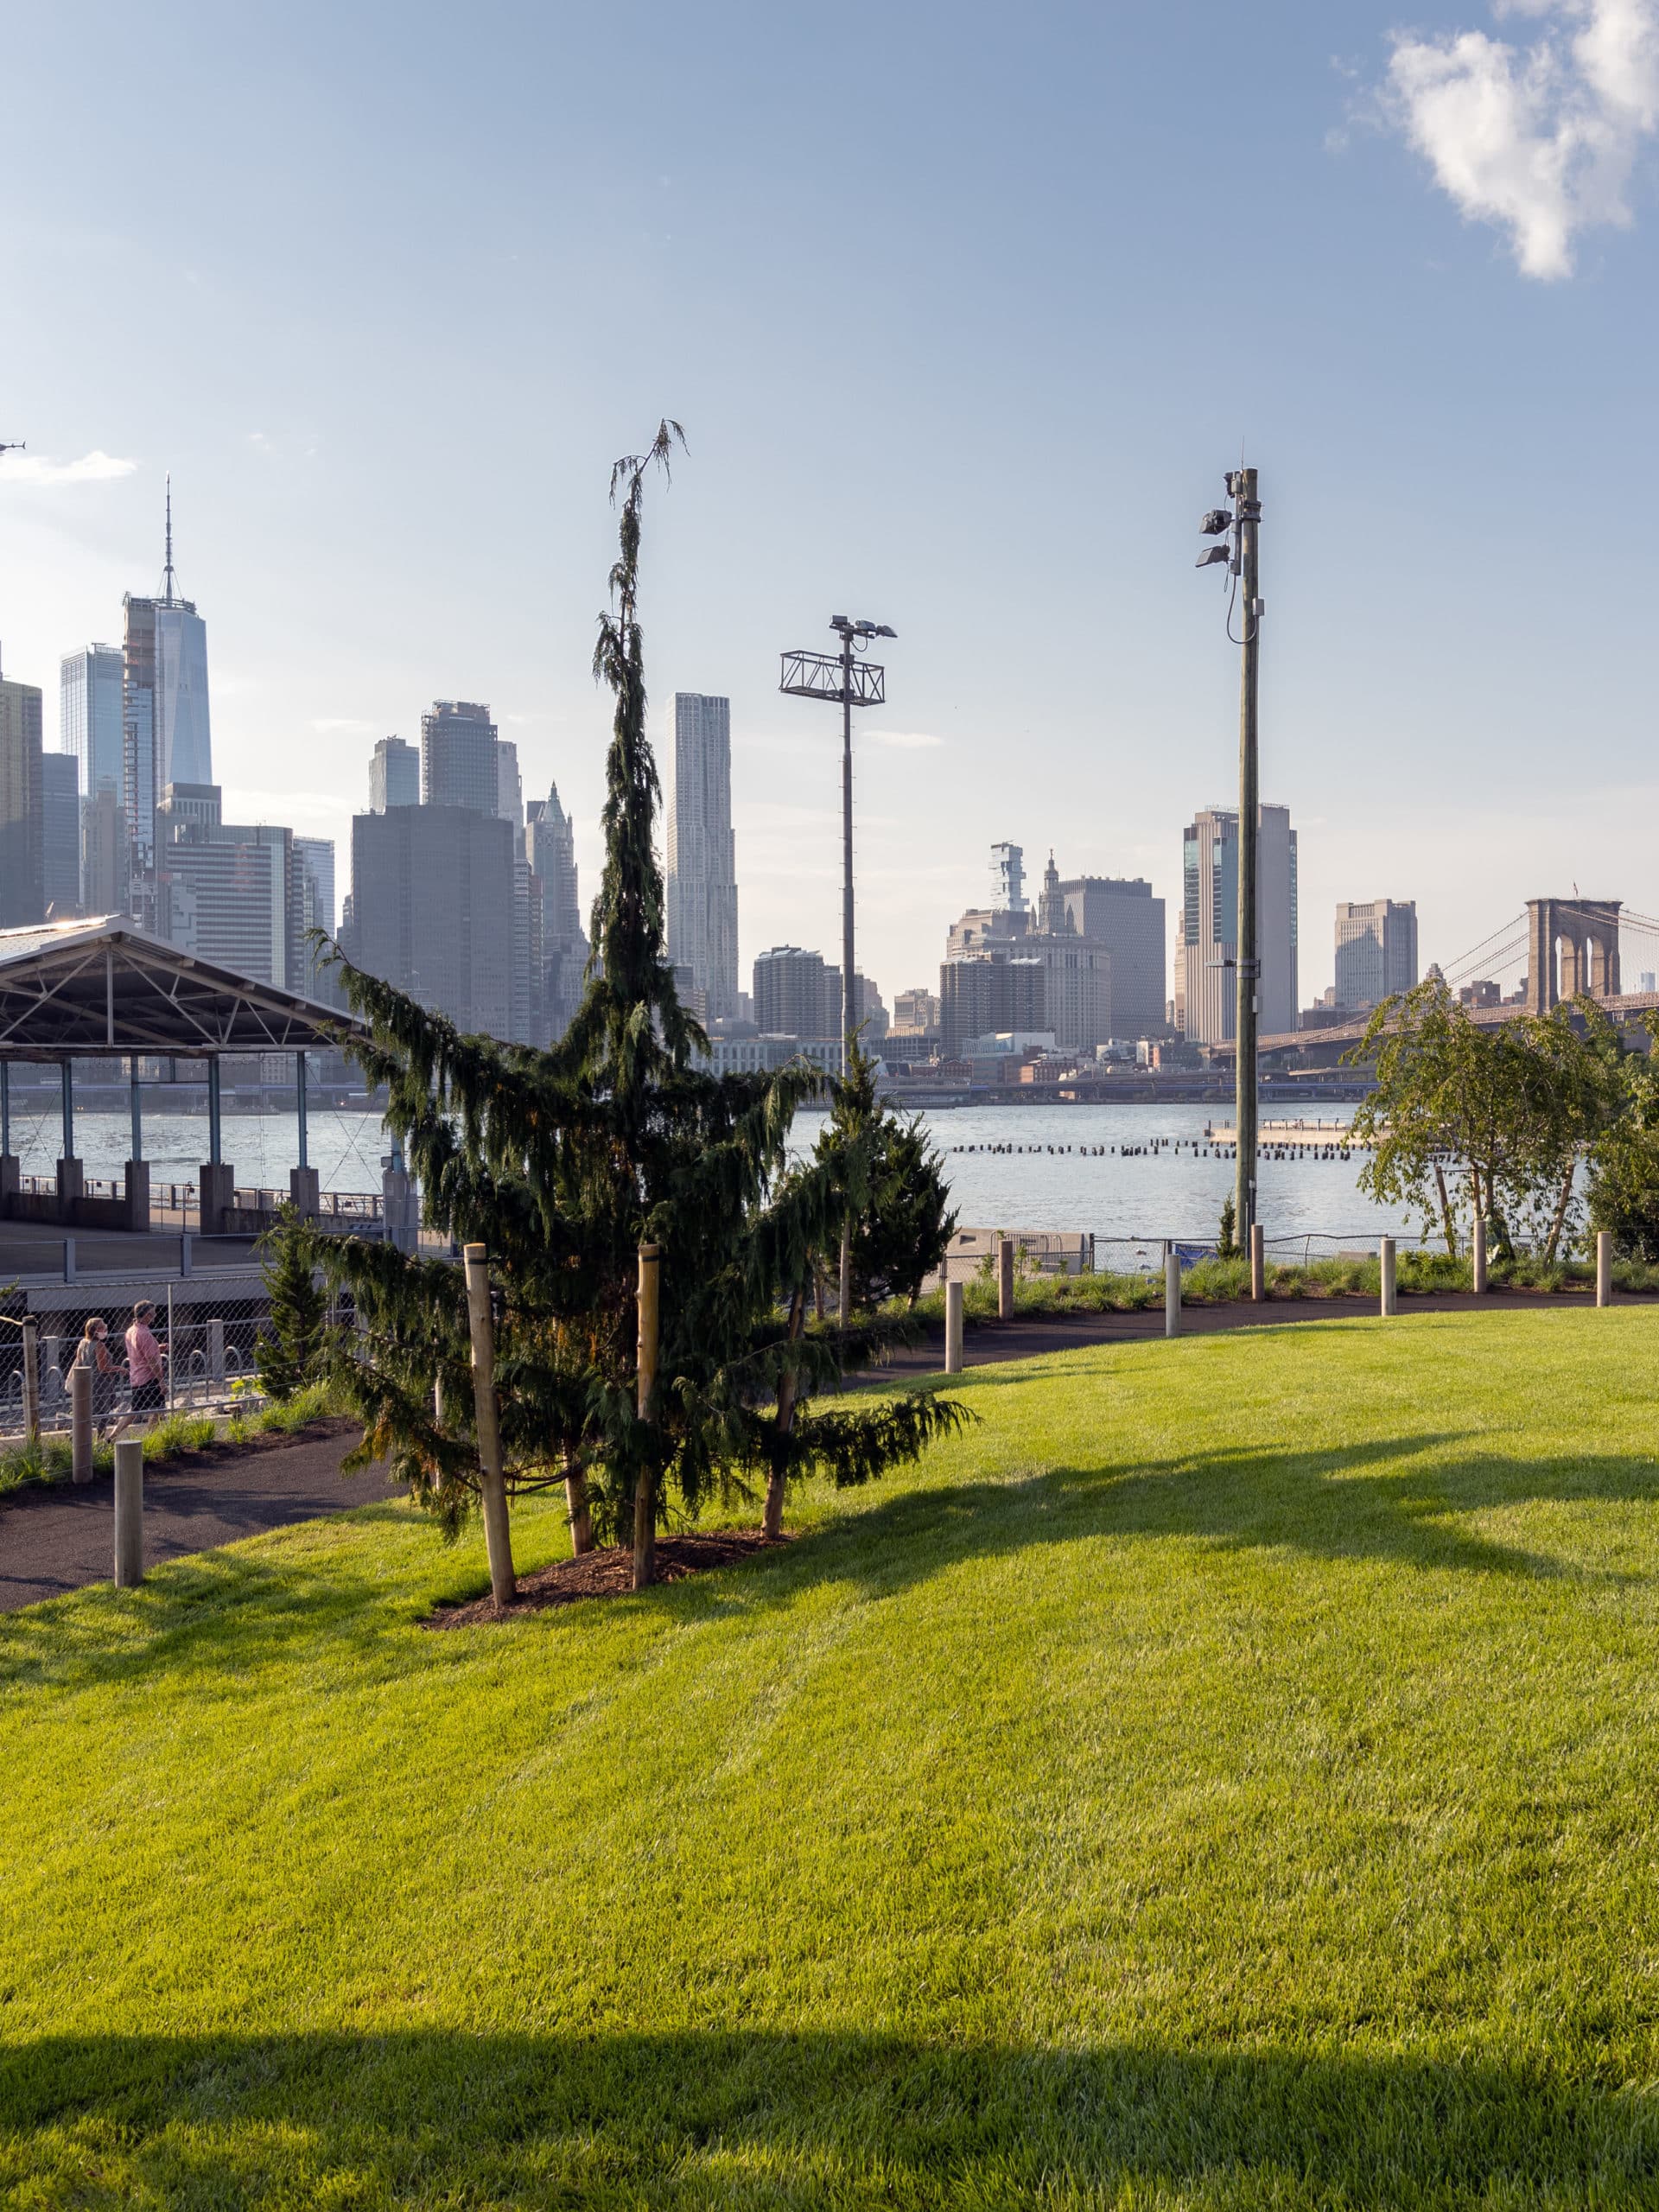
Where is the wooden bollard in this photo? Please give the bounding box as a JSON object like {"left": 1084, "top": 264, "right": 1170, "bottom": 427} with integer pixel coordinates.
{"left": 21, "top": 1316, "right": 39, "bottom": 1446}
{"left": 1597, "top": 1230, "right": 1612, "bottom": 1308}
{"left": 71, "top": 1362, "right": 93, "bottom": 1484}
{"left": 113, "top": 1438, "right": 144, "bottom": 1586}
{"left": 1380, "top": 1236, "right": 1397, "bottom": 1319}
{"left": 944, "top": 1278, "right": 964, "bottom": 1374}
{"left": 1165, "top": 1250, "right": 1182, "bottom": 1339}
{"left": 997, "top": 1236, "right": 1014, "bottom": 1321}
{"left": 1472, "top": 1215, "right": 1488, "bottom": 1295}
{"left": 1249, "top": 1223, "right": 1265, "bottom": 1303}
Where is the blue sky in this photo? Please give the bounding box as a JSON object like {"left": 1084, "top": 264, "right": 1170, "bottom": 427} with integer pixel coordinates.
{"left": 3, "top": 1, "right": 1658, "bottom": 1007}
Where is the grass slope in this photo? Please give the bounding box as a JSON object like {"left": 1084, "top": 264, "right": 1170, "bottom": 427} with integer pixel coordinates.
{"left": 3, "top": 1310, "right": 1659, "bottom": 2208}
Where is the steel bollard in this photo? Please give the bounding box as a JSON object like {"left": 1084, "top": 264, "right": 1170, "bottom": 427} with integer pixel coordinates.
{"left": 1166, "top": 1250, "right": 1182, "bottom": 1339}
{"left": 208, "top": 1317, "right": 226, "bottom": 1386}
{"left": 1249, "top": 1222, "right": 1265, "bottom": 1303}
{"left": 1597, "top": 1230, "right": 1612, "bottom": 1308}
{"left": 71, "top": 1362, "right": 93, "bottom": 1484}
{"left": 998, "top": 1236, "right": 1014, "bottom": 1322}
{"left": 114, "top": 1439, "right": 144, "bottom": 1586}
{"left": 1472, "top": 1214, "right": 1488, "bottom": 1295}
{"left": 944, "top": 1278, "right": 964, "bottom": 1375}
{"left": 1380, "top": 1236, "right": 1397, "bottom": 1318}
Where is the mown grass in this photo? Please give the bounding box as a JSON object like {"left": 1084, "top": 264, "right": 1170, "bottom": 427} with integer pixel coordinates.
{"left": 0, "top": 1381, "right": 336, "bottom": 1497}
{"left": 3, "top": 1309, "right": 1659, "bottom": 2206}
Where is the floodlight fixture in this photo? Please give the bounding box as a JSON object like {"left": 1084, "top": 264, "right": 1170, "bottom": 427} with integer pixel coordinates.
{"left": 1196, "top": 545, "right": 1230, "bottom": 569}
{"left": 1199, "top": 509, "right": 1233, "bottom": 536}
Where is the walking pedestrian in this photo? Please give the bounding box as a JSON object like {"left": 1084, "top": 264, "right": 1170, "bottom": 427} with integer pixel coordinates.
{"left": 120, "top": 1300, "right": 168, "bottom": 1434}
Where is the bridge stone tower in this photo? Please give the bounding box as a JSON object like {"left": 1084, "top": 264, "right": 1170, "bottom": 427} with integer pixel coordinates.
{"left": 1525, "top": 899, "right": 1621, "bottom": 1014}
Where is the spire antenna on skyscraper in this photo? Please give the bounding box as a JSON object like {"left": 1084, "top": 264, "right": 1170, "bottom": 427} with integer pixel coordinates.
{"left": 162, "top": 473, "right": 176, "bottom": 606}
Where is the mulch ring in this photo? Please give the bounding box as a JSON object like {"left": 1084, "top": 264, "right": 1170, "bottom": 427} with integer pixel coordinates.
{"left": 426, "top": 1529, "right": 789, "bottom": 1629}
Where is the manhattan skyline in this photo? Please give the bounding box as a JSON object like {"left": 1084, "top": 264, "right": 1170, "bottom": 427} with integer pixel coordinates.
{"left": 3, "top": 2, "right": 1658, "bottom": 1004}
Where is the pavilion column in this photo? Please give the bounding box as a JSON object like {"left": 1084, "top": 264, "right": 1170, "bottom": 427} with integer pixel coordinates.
{"left": 124, "top": 1055, "right": 150, "bottom": 1233}
{"left": 289, "top": 1049, "right": 319, "bottom": 1217}
{"left": 56, "top": 1061, "right": 84, "bottom": 1224}
{"left": 0, "top": 1064, "right": 15, "bottom": 1218}
{"left": 198, "top": 1057, "right": 233, "bottom": 1236}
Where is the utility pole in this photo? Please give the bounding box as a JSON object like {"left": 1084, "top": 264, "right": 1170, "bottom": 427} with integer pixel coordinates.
{"left": 1233, "top": 467, "right": 1262, "bottom": 1245}
{"left": 1195, "top": 467, "right": 1264, "bottom": 1248}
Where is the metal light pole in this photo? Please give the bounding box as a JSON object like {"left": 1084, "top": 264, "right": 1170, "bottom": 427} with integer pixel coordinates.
{"left": 1196, "top": 470, "right": 1264, "bottom": 1247}
{"left": 780, "top": 615, "right": 896, "bottom": 1319}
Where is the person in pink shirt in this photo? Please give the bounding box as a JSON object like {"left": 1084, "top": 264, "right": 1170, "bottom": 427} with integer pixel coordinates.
{"left": 121, "top": 1300, "right": 168, "bottom": 1431}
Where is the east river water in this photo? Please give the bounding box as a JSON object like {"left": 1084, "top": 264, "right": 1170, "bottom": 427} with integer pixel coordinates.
{"left": 5, "top": 1099, "right": 1426, "bottom": 1255}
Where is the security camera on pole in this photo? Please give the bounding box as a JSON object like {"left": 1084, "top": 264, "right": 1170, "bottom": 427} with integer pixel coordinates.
{"left": 779, "top": 614, "right": 897, "bottom": 1319}
{"left": 1195, "top": 470, "right": 1264, "bottom": 1258}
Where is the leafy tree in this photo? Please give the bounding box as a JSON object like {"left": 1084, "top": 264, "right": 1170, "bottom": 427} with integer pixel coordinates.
{"left": 1587, "top": 1015, "right": 1659, "bottom": 1261}
{"left": 1348, "top": 980, "right": 1626, "bottom": 1261}
{"left": 255, "top": 1205, "right": 328, "bottom": 1402}
{"left": 315, "top": 425, "right": 969, "bottom": 1597}
{"left": 814, "top": 1041, "right": 956, "bottom": 1310}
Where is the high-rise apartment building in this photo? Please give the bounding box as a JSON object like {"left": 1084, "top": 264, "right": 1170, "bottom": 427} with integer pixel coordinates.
{"left": 1334, "top": 899, "right": 1418, "bottom": 1011}
{"left": 892, "top": 987, "right": 941, "bottom": 1036}
{"left": 938, "top": 957, "right": 1046, "bottom": 1056}
{"left": 41, "top": 753, "right": 80, "bottom": 917}
{"left": 60, "top": 644, "right": 125, "bottom": 802}
{"left": 422, "top": 700, "right": 498, "bottom": 815}
{"left": 1176, "top": 804, "right": 1298, "bottom": 1042}
{"left": 1058, "top": 874, "right": 1166, "bottom": 1039}
{"left": 527, "top": 783, "right": 586, "bottom": 1040}
{"left": 156, "top": 784, "right": 299, "bottom": 987}
{"left": 753, "top": 945, "right": 834, "bottom": 1037}
{"left": 123, "top": 486, "right": 211, "bottom": 902}
{"left": 347, "top": 804, "right": 517, "bottom": 1039}
{"left": 369, "top": 735, "right": 420, "bottom": 812}
{"left": 664, "top": 692, "right": 740, "bottom": 1021}
{"left": 0, "top": 654, "right": 45, "bottom": 928}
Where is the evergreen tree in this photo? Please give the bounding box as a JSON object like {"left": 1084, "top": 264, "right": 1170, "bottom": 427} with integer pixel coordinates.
{"left": 315, "top": 426, "right": 968, "bottom": 1594}
{"left": 255, "top": 1204, "right": 328, "bottom": 1402}
{"left": 815, "top": 1042, "right": 955, "bottom": 1309}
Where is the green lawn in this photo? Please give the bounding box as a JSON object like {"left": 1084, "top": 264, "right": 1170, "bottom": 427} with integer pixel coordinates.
{"left": 4, "top": 1309, "right": 1659, "bottom": 2208}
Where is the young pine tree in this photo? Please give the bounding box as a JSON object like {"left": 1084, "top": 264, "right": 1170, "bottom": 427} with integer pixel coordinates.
{"left": 315, "top": 426, "right": 968, "bottom": 1595}
{"left": 255, "top": 1204, "right": 328, "bottom": 1402}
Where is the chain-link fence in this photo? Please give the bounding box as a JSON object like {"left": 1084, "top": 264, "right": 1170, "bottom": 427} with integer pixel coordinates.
{"left": 0, "top": 1281, "right": 331, "bottom": 1440}
{"left": 931, "top": 1225, "right": 1470, "bottom": 1287}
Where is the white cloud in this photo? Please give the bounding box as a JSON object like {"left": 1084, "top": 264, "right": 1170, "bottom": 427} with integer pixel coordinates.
{"left": 0, "top": 448, "right": 137, "bottom": 485}
{"left": 867, "top": 728, "right": 945, "bottom": 750}
{"left": 1385, "top": 0, "right": 1659, "bottom": 277}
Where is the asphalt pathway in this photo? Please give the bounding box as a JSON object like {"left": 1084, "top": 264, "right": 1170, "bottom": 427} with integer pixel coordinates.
{"left": 1, "top": 1430, "right": 397, "bottom": 1613}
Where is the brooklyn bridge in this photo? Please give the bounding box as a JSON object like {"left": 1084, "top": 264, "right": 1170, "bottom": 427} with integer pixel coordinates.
{"left": 1216, "top": 897, "right": 1659, "bottom": 1066}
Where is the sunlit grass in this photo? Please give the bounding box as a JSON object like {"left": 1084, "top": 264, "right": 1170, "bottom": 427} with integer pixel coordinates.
{"left": 3, "top": 1308, "right": 1659, "bottom": 2206}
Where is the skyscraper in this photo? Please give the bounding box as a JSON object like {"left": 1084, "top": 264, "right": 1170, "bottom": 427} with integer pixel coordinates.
{"left": 1057, "top": 874, "right": 1167, "bottom": 1039}
{"left": 495, "top": 737, "right": 524, "bottom": 829}
{"left": 1334, "top": 899, "right": 1418, "bottom": 1011}
{"left": 347, "top": 804, "right": 516, "bottom": 1038}
{"left": 753, "top": 945, "right": 833, "bottom": 1037}
{"left": 369, "top": 735, "right": 419, "bottom": 811}
{"left": 0, "top": 652, "right": 45, "bottom": 928}
{"left": 81, "top": 785, "right": 128, "bottom": 917}
{"left": 156, "top": 783, "right": 299, "bottom": 987}
{"left": 41, "top": 753, "right": 80, "bottom": 917}
{"left": 294, "top": 837, "right": 336, "bottom": 939}
{"left": 60, "top": 644, "right": 124, "bottom": 801}
{"left": 1177, "top": 804, "right": 1298, "bottom": 1041}
{"left": 527, "top": 782, "right": 586, "bottom": 1039}
{"left": 665, "top": 692, "right": 739, "bottom": 1021}
{"left": 422, "top": 700, "right": 498, "bottom": 815}
{"left": 123, "top": 480, "right": 211, "bottom": 899}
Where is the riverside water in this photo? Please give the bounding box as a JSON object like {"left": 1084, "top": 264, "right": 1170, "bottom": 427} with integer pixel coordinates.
{"left": 7, "top": 1099, "right": 1423, "bottom": 1251}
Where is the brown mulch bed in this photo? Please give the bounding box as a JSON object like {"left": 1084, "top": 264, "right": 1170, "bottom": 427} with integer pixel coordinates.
{"left": 427, "top": 1529, "right": 789, "bottom": 1629}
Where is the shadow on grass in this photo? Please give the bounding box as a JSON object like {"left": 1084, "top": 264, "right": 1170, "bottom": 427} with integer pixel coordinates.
{"left": 2, "top": 2028, "right": 1654, "bottom": 2207}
